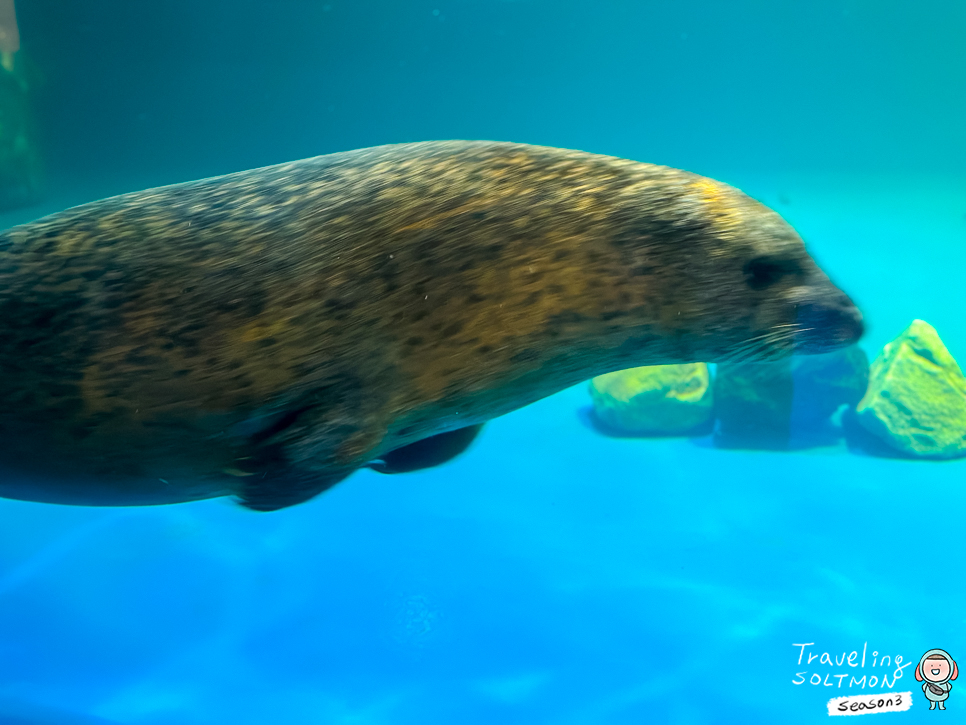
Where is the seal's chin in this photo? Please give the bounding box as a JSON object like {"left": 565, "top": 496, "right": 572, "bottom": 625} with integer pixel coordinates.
{"left": 792, "top": 297, "right": 864, "bottom": 354}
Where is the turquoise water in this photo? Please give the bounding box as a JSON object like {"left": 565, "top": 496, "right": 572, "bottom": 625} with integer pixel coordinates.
{"left": 1, "top": 1, "right": 965, "bottom": 723}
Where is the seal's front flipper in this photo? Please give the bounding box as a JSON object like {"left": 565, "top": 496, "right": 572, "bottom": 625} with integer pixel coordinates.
{"left": 234, "top": 466, "right": 349, "bottom": 512}
{"left": 227, "top": 399, "right": 356, "bottom": 511}
{"left": 367, "top": 424, "right": 484, "bottom": 474}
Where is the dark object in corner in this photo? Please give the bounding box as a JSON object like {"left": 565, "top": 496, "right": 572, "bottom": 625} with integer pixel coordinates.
{"left": 367, "top": 424, "right": 484, "bottom": 474}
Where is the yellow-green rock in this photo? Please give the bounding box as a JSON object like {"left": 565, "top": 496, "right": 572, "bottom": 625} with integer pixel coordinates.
{"left": 589, "top": 364, "right": 713, "bottom": 435}
{"left": 856, "top": 320, "right": 966, "bottom": 458}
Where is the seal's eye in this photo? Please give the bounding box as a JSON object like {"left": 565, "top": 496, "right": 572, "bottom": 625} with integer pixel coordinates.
{"left": 743, "top": 257, "right": 799, "bottom": 291}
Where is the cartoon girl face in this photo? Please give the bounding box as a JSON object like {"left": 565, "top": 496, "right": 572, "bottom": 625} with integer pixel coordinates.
{"left": 924, "top": 658, "right": 951, "bottom": 682}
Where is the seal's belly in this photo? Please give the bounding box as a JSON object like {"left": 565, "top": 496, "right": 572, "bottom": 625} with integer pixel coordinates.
{"left": 0, "top": 407, "right": 242, "bottom": 505}
{"left": 0, "top": 466, "right": 228, "bottom": 506}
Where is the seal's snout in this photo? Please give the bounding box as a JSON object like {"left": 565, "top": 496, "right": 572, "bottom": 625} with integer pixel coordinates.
{"left": 793, "top": 292, "right": 864, "bottom": 354}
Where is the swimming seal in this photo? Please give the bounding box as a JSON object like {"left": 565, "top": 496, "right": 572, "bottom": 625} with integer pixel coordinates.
{"left": 0, "top": 141, "right": 862, "bottom": 510}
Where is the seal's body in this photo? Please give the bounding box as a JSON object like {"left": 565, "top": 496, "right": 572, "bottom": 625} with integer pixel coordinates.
{"left": 0, "top": 141, "right": 862, "bottom": 510}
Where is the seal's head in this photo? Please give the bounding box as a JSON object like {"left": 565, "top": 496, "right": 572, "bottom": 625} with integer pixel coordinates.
{"left": 606, "top": 172, "right": 863, "bottom": 365}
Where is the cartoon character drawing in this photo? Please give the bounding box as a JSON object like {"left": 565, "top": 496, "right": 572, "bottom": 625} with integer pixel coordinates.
{"left": 916, "top": 649, "right": 959, "bottom": 710}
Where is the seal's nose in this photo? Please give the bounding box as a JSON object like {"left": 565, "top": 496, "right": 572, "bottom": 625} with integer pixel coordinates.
{"left": 793, "top": 294, "right": 864, "bottom": 354}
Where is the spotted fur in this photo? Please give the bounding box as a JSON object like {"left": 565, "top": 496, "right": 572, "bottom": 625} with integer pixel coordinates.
{"left": 0, "top": 142, "right": 862, "bottom": 509}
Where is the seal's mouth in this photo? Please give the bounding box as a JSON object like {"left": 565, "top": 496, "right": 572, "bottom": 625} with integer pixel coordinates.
{"left": 715, "top": 290, "right": 864, "bottom": 364}
{"left": 792, "top": 296, "right": 864, "bottom": 354}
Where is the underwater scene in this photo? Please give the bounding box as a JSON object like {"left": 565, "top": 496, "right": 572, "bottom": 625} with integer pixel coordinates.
{"left": 0, "top": 1, "right": 963, "bottom": 723}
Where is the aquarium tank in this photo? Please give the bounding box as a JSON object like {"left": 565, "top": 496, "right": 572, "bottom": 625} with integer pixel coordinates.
{"left": 0, "top": 0, "right": 962, "bottom": 723}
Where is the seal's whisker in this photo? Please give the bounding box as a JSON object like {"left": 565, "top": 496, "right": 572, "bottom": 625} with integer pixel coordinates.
{"left": 719, "top": 324, "right": 801, "bottom": 364}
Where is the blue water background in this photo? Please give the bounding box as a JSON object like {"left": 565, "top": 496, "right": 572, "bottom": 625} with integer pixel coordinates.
{"left": 0, "top": 1, "right": 964, "bottom": 722}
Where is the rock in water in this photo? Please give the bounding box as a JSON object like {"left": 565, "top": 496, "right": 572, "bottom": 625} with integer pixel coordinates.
{"left": 714, "top": 346, "right": 869, "bottom": 448}
{"left": 791, "top": 345, "right": 869, "bottom": 426}
{"left": 589, "top": 364, "right": 713, "bottom": 435}
{"left": 855, "top": 320, "right": 966, "bottom": 458}
{"left": 713, "top": 360, "right": 793, "bottom": 448}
